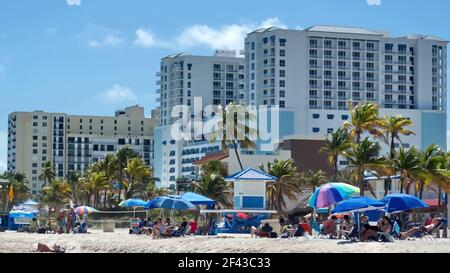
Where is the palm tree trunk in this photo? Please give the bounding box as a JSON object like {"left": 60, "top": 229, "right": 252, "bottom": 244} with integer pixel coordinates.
{"left": 333, "top": 155, "right": 338, "bottom": 181}
{"left": 359, "top": 170, "right": 365, "bottom": 197}
{"left": 419, "top": 181, "right": 424, "bottom": 200}
{"left": 400, "top": 177, "right": 404, "bottom": 194}
{"left": 232, "top": 140, "right": 244, "bottom": 171}
{"left": 103, "top": 190, "right": 107, "bottom": 208}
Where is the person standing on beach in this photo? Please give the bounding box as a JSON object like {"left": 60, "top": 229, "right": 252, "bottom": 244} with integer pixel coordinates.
{"left": 82, "top": 213, "right": 89, "bottom": 233}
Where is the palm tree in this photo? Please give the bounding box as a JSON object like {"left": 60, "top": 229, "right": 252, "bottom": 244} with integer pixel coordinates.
{"left": 342, "top": 138, "right": 389, "bottom": 197}
{"left": 300, "top": 169, "right": 328, "bottom": 192}
{"left": 343, "top": 103, "right": 383, "bottom": 144}
{"left": 201, "top": 160, "right": 228, "bottom": 177}
{"left": 210, "top": 103, "right": 257, "bottom": 171}
{"left": 146, "top": 182, "right": 170, "bottom": 200}
{"left": 2, "top": 172, "right": 31, "bottom": 206}
{"left": 192, "top": 173, "right": 232, "bottom": 207}
{"left": 379, "top": 115, "right": 415, "bottom": 159}
{"left": 336, "top": 167, "right": 359, "bottom": 185}
{"left": 92, "top": 154, "right": 119, "bottom": 208}
{"left": 390, "top": 147, "right": 424, "bottom": 194}
{"left": 39, "top": 179, "right": 72, "bottom": 214}
{"left": 259, "top": 159, "right": 302, "bottom": 212}
{"left": 320, "top": 128, "right": 351, "bottom": 180}
{"left": 116, "top": 146, "right": 139, "bottom": 202}
{"left": 123, "top": 158, "right": 152, "bottom": 199}
{"left": 66, "top": 171, "right": 81, "bottom": 206}
{"left": 39, "top": 161, "right": 56, "bottom": 187}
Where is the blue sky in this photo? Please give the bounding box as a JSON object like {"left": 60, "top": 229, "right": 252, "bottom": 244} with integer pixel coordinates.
{"left": 1, "top": 0, "right": 449, "bottom": 172}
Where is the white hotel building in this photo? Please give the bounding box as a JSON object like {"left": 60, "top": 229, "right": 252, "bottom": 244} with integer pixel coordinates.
{"left": 154, "top": 51, "right": 245, "bottom": 188}
{"left": 154, "top": 25, "right": 447, "bottom": 189}
{"left": 8, "top": 106, "right": 158, "bottom": 196}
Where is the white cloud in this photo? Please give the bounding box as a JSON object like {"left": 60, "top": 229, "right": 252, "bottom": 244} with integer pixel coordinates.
{"left": 0, "top": 131, "right": 7, "bottom": 173}
{"left": 176, "top": 17, "right": 286, "bottom": 50}
{"left": 87, "top": 34, "right": 124, "bottom": 48}
{"left": 367, "top": 0, "right": 382, "bottom": 6}
{"left": 134, "top": 29, "right": 157, "bottom": 48}
{"left": 134, "top": 17, "right": 287, "bottom": 51}
{"left": 66, "top": 0, "right": 81, "bottom": 6}
{"left": 98, "top": 84, "right": 137, "bottom": 103}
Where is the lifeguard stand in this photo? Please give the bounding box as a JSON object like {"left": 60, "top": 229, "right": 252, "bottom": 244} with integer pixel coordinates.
{"left": 225, "top": 168, "right": 277, "bottom": 210}
{"left": 200, "top": 168, "right": 278, "bottom": 234}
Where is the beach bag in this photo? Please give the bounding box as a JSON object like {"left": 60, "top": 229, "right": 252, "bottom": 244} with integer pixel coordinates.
{"left": 269, "top": 232, "right": 278, "bottom": 238}
{"left": 294, "top": 225, "right": 305, "bottom": 237}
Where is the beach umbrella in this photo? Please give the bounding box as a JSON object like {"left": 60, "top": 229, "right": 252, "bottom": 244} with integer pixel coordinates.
{"left": 381, "top": 194, "right": 429, "bottom": 213}
{"left": 181, "top": 192, "right": 215, "bottom": 208}
{"left": 332, "top": 197, "right": 386, "bottom": 214}
{"left": 145, "top": 196, "right": 195, "bottom": 210}
{"left": 119, "top": 199, "right": 148, "bottom": 218}
{"left": 309, "top": 183, "right": 360, "bottom": 209}
{"left": 21, "top": 200, "right": 39, "bottom": 206}
{"left": 75, "top": 206, "right": 99, "bottom": 215}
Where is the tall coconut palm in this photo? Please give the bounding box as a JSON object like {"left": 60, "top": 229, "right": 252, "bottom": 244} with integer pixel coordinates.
{"left": 320, "top": 128, "right": 351, "bottom": 180}
{"left": 343, "top": 103, "right": 383, "bottom": 144}
{"left": 210, "top": 103, "right": 257, "bottom": 171}
{"left": 116, "top": 146, "right": 139, "bottom": 202}
{"left": 379, "top": 115, "right": 415, "bottom": 159}
{"left": 390, "top": 147, "right": 424, "bottom": 194}
{"left": 300, "top": 169, "right": 328, "bottom": 192}
{"left": 342, "top": 138, "right": 389, "bottom": 197}
{"left": 92, "top": 154, "right": 119, "bottom": 208}
{"left": 378, "top": 115, "right": 416, "bottom": 196}
{"left": 3, "top": 172, "right": 31, "bottom": 206}
{"left": 39, "top": 161, "right": 56, "bottom": 187}
{"left": 191, "top": 173, "right": 232, "bottom": 207}
{"left": 39, "top": 179, "right": 72, "bottom": 214}
{"left": 416, "top": 145, "right": 450, "bottom": 199}
{"left": 66, "top": 171, "right": 81, "bottom": 206}
{"left": 123, "top": 158, "right": 152, "bottom": 199}
{"left": 259, "top": 159, "right": 302, "bottom": 212}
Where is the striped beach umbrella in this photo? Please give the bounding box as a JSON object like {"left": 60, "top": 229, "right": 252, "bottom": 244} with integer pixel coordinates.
{"left": 75, "top": 206, "right": 99, "bottom": 215}
{"left": 309, "top": 183, "right": 360, "bottom": 209}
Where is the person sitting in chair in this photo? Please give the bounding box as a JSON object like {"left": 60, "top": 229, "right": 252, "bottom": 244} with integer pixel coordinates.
{"left": 400, "top": 218, "right": 443, "bottom": 239}
{"left": 251, "top": 223, "right": 273, "bottom": 238}
{"left": 322, "top": 216, "right": 338, "bottom": 239}
{"left": 338, "top": 215, "right": 353, "bottom": 239}
{"left": 360, "top": 216, "right": 392, "bottom": 242}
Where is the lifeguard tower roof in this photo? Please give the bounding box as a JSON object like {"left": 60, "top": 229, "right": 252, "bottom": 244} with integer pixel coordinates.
{"left": 225, "top": 168, "right": 277, "bottom": 182}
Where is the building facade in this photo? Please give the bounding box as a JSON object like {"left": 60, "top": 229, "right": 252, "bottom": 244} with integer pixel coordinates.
{"left": 244, "top": 25, "right": 447, "bottom": 169}
{"left": 154, "top": 25, "right": 447, "bottom": 188}
{"left": 7, "top": 106, "right": 158, "bottom": 196}
{"left": 154, "top": 51, "right": 245, "bottom": 189}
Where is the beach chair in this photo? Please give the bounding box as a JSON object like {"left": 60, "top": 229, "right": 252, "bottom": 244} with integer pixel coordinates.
{"left": 312, "top": 221, "right": 328, "bottom": 239}
{"left": 300, "top": 223, "right": 313, "bottom": 236}
{"left": 377, "top": 220, "right": 400, "bottom": 243}
{"left": 417, "top": 218, "right": 445, "bottom": 241}
{"left": 129, "top": 219, "right": 142, "bottom": 234}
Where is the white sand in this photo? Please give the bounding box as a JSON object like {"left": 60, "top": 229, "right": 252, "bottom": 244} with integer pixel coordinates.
{"left": 1, "top": 229, "right": 450, "bottom": 253}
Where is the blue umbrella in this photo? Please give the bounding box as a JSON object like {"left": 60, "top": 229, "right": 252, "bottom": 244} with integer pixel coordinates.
{"left": 181, "top": 192, "right": 215, "bottom": 208}
{"left": 21, "top": 200, "right": 39, "bottom": 206}
{"left": 332, "top": 197, "right": 386, "bottom": 214}
{"left": 119, "top": 199, "right": 148, "bottom": 208}
{"left": 381, "top": 194, "right": 429, "bottom": 213}
{"left": 145, "top": 196, "right": 195, "bottom": 210}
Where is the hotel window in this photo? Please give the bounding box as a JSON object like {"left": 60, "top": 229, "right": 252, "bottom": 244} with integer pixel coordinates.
{"left": 342, "top": 115, "right": 349, "bottom": 120}
{"left": 280, "top": 49, "right": 285, "bottom": 57}
{"left": 279, "top": 80, "right": 285, "bottom": 88}
{"left": 327, "top": 114, "right": 334, "bottom": 120}
{"left": 312, "top": 127, "right": 320, "bottom": 133}
{"left": 385, "top": 43, "right": 394, "bottom": 52}
{"left": 313, "top": 114, "right": 320, "bottom": 119}
{"left": 33, "top": 115, "right": 38, "bottom": 120}
{"left": 279, "top": 101, "right": 285, "bottom": 108}
{"left": 309, "top": 100, "right": 318, "bottom": 108}
{"left": 279, "top": 90, "right": 285, "bottom": 98}
{"left": 280, "top": 60, "right": 285, "bottom": 67}
{"left": 279, "top": 39, "right": 286, "bottom": 47}
{"left": 327, "top": 128, "right": 334, "bottom": 134}
{"left": 279, "top": 70, "right": 285, "bottom": 77}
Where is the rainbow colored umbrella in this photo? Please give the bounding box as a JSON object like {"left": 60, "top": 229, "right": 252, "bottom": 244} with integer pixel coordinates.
{"left": 309, "top": 183, "right": 360, "bottom": 209}
{"left": 75, "top": 206, "right": 99, "bottom": 215}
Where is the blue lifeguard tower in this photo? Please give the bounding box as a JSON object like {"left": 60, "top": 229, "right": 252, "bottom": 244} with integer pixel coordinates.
{"left": 200, "top": 168, "right": 278, "bottom": 234}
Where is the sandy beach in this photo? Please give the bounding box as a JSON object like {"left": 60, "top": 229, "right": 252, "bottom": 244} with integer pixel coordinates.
{"left": 1, "top": 229, "right": 450, "bottom": 253}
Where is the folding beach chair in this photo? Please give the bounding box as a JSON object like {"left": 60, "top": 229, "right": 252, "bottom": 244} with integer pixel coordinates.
{"left": 378, "top": 221, "right": 400, "bottom": 242}
{"left": 312, "top": 221, "right": 328, "bottom": 239}
{"left": 417, "top": 218, "right": 445, "bottom": 241}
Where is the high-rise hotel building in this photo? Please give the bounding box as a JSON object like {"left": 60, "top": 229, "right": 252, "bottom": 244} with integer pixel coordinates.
{"left": 155, "top": 25, "right": 447, "bottom": 188}
{"left": 243, "top": 25, "right": 447, "bottom": 169}
{"left": 7, "top": 106, "right": 158, "bottom": 196}
{"left": 154, "top": 51, "right": 245, "bottom": 189}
